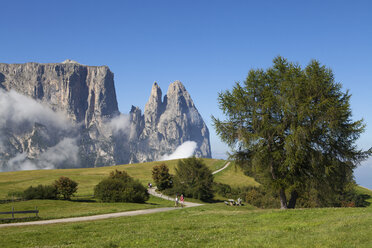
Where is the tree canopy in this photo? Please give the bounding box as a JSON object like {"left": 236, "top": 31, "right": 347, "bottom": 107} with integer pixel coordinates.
{"left": 213, "top": 56, "right": 369, "bottom": 209}
{"left": 171, "top": 157, "right": 214, "bottom": 201}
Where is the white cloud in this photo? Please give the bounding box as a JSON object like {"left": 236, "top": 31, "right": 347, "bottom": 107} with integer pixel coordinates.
{"left": 6, "top": 137, "right": 79, "bottom": 171}
{"left": 160, "top": 141, "right": 197, "bottom": 161}
{"left": 8, "top": 153, "right": 38, "bottom": 171}
{"left": 107, "top": 114, "right": 130, "bottom": 134}
{"left": 0, "top": 89, "right": 80, "bottom": 171}
{"left": 38, "top": 137, "right": 79, "bottom": 168}
{"left": 0, "top": 89, "right": 72, "bottom": 130}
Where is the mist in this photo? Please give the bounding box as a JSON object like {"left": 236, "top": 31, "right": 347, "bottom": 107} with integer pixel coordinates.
{"left": 0, "top": 89, "right": 72, "bottom": 130}
{"left": 0, "top": 90, "right": 79, "bottom": 171}
{"left": 160, "top": 141, "right": 197, "bottom": 161}
{"left": 107, "top": 114, "right": 131, "bottom": 135}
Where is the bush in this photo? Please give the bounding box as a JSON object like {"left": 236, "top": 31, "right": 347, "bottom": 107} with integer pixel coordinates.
{"left": 165, "top": 157, "right": 214, "bottom": 201}
{"left": 94, "top": 170, "right": 149, "bottom": 203}
{"left": 54, "top": 176, "right": 78, "bottom": 200}
{"left": 7, "top": 191, "right": 25, "bottom": 200}
{"left": 152, "top": 164, "right": 173, "bottom": 190}
{"left": 109, "top": 169, "right": 133, "bottom": 183}
{"left": 23, "top": 185, "right": 57, "bottom": 200}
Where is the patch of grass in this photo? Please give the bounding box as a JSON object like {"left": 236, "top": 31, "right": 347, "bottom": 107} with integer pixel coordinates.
{"left": 213, "top": 162, "right": 259, "bottom": 187}
{"left": 0, "top": 195, "right": 173, "bottom": 222}
{"left": 0, "top": 204, "right": 371, "bottom": 247}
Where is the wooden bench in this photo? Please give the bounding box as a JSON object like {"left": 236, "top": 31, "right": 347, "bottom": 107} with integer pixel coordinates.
{"left": 0, "top": 207, "right": 39, "bottom": 220}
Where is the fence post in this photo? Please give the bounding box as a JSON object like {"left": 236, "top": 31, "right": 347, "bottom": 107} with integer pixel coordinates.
{"left": 12, "top": 207, "right": 14, "bottom": 219}
{"left": 35, "top": 206, "right": 38, "bottom": 218}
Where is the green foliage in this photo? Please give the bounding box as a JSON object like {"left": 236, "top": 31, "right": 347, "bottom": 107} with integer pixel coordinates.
{"left": 54, "top": 176, "right": 78, "bottom": 200}
{"left": 166, "top": 157, "right": 214, "bottom": 201}
{"left": 94, "top": 170, "right": 149, "bottom": 203}
{"left": 6, "top": 190, "right": 25, "bottom": 200}
{"left": 108, "top": 169, "right": 133, "bottom": 183}
{"left": 23, "top": 184, "right": 57, "bottom": 200}
{"left": 152, "top": 164, "right": 173, "bottom": 190}
{"left": 213, "top": 56, "right": 370, "bottom": 208}
{"left": 214, "top": 183, "right": 279, "bottom": 209}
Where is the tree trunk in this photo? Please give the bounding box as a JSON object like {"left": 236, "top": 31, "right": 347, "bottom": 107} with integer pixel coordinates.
{"left": 288, "top": 190, "right": 298, "bottom": 209}
{"left": 279, "top": 188, "right": 288, "bottom": 209}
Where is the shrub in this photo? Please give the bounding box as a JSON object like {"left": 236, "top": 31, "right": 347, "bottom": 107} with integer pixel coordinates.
{"left": 94, "top": 170, "right": 149, "bottom": 203}
{"left": 23, "top": 185, "right": 57, "bottom": 200}
{"left": 54, "top": 176, "right": 78, "bottom": 200}
{"left": 166, "top": 157, "right": 214, "bottom": 201}
{"left": 7, "top": 191, "right": 25, "bottom": 200}
{"left": 109, "top": 169, "right": 133, "bottom": 183}
{"left": 152, "top": 164, "right": 173, "bottom": 190}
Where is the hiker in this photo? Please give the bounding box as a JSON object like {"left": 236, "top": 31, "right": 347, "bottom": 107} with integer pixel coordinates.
{"left": 180, "top": 194, "right": 184, "bottom": 208}
{"left": 237, "top": 197, "right": 242, "bottom": 206}
{"left": 175, "top": 195, "right": 179, "bottom": 207}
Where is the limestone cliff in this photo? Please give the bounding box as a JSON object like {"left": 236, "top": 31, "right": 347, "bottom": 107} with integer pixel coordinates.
{"left": 131, "top": 81, "right": 211, "bottom": 162}
{"left": 0, "top": 61, "right": 211, "bottom": 171}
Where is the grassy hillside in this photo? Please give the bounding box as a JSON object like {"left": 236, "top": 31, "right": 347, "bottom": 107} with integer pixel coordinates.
{"left": 1, "top": 203, "right": 371, "bottom": 247}
{"left": 0, "top": 158, "right": 227, "bottom": 199}
{"left": 213, "top": 162, "right": 259, "bottom": 188}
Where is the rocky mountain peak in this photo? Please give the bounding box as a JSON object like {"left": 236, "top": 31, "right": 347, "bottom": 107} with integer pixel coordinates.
{"left": 62, "top": 59, "right": 80, "bottom": 64}
{"left": 134, "top": 80, "right": 211, "bottom": 162}
{"left": 0, "top": 62, "right": 211, "bottom": 170}
{"left": 143, "top": 82, "right": 165, "bottom": 129}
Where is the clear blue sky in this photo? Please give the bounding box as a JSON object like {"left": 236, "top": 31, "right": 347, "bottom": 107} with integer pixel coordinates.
{"left": 1, "top": 0, "right": 371, "bottom": 188}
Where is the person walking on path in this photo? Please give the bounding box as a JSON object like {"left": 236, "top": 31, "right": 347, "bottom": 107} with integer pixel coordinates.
{"left": 175, "top": 195, "right": 179, "bottom": 207}
{"left": 180, "top": 194, "right": 184, "bottom": 208}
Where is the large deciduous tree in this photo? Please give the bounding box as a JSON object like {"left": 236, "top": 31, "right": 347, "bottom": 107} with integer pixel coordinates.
{"left": 213, "top": 57, "right": 369, "bottom": 209}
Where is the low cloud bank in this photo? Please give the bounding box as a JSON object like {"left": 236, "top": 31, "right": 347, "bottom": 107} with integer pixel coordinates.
{"left": 0, "top": 89, "right": 72, "bottom": 130}
{"left": 6, "top": 138, "right": 79, "bottom": 171}
{"left": 0, "top": 90, "right": 78, "bottom": 171}
{"left": 161, "top": 141, "right": 197, "bottom": 161}
{"left": 107, "top": 114, "right": 130, "bottom": 134}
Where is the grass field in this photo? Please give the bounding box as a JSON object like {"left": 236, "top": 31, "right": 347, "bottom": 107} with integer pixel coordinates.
{"left": 1, "top": 159, "right": 372, "bottom": 247}
{"left": 1, "top": 203, "right": 371, "bottom": 247}
{"left": 0, "top": 195, "right": 173, "bottom": 220}
{"left": 213, "top": 162, "right": 260, "bottom": 188}
{"left": 0, "top": 158, "right": 227, "bottom": 199}
{"left": 0, "top": 158, "right": 257, "bottom": 221}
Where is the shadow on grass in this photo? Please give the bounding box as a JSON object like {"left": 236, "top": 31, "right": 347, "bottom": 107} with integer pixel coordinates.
{"left": 70, "top": 199, "right": 96, "bottom": 203}
{"left": 0, "top": 216, "right": 41, "bottom": 224}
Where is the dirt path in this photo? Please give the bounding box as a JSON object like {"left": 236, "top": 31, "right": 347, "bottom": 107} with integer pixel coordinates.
{"left": 0, "top": 161, "right": 230, "bottom": 228}
{"left": 212, "top": 162, "right": 230, "bottom": 175}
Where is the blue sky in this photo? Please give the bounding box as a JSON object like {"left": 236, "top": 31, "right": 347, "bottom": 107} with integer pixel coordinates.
{"left": 1, "top": 0, "right": 371, "bottom": 188}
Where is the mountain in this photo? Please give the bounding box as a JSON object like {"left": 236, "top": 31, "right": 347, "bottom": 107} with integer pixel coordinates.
{"left": 0, "top": 61, "right": 211, "bottom": 171}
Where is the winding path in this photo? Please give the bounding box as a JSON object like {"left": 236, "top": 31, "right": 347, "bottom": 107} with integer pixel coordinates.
{"left": 0, "top": 161, "right": 230, "bottom": 228}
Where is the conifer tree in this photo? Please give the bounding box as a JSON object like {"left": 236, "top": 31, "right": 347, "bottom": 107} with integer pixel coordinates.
{"left": 213, "top": 57, "right": 369, "bottom": 208}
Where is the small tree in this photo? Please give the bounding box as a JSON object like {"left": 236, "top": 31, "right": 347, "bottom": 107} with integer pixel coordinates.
{"left": 152, "top": 164, "right": 172, "bottom": 190}
{"left": 54, "top": 176, "right": 78, "bottom": 200}
{"left": 172, "top": 157, "right": 214, "bottom": 201}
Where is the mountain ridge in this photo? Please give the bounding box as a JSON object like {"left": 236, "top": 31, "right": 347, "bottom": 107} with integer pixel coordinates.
{"left": 0, "top": 61, "right": 211, "bottom": 171}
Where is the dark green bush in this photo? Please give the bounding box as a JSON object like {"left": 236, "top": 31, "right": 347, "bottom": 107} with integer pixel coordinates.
{"left": 109, "top": 169, "right": 133, "bottom": 183}
{"left": 164, "top": 157, "right": 214, "bottom": 201}
{"left": 23, "top": 184, "right": 57, "bottom": 200}
{"left": 152, "top": 164, "right": 173, "bottom": 190}
{"left": 94, "top": 170, "right": 149, "bottom": 203}
{"left": 54, "top": 176, "right": 78, "bottom": 200}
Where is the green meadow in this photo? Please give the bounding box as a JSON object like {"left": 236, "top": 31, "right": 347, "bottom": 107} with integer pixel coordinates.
{"left": 1, "top": 158, "right": 372, "bottom": 247}
{"left": 1, "top": 203, "right": 371, "bottom": 247}
{"left": 0, "top": 159, "right": 234, "bottom": 220}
